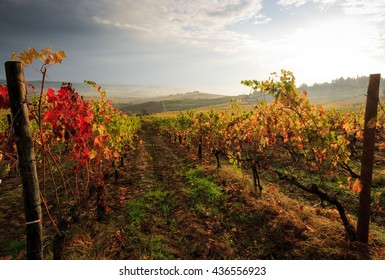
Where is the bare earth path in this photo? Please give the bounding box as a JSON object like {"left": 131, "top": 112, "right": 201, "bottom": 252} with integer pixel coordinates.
{"left": 101, "top": 123, "right": 312, "bottom": 260}
{"left": 118, "top": 123, "right": 237, "bottom": 259}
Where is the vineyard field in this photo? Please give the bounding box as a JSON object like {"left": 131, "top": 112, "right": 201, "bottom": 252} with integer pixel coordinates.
{"left": 1, "top": 49, "right": 385, "bottom": 260}
{"left": 2, "top": 123, "right": 385, "bottom": 259}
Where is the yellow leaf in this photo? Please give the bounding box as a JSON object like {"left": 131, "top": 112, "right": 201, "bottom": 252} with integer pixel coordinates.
{"left": 55, "top": 50, "right": 66, "bottom": 63}
{"left": 30, "top": 48, "right": 39, "bottom": 58}
{"left": 97, "top": 124, "right": 105, "bottom": 135}
{"left": 39, "top": 53, "right": 46, "bottom": 63}
{"left": 41, "top": 47, "right": 52, "bottom": 56}
{"left": 90, "top": 150, "right": 97, "bottom": 160}
{"left": 301, "top": 90, "right": 307, "bottom": 100}
{"left": 11, "top": 51, "right": 17, "bottom": 61}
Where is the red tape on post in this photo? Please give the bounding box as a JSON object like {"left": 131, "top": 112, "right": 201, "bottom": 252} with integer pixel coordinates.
{"left": 25, "top": 217, "right": 42, "bottom": 225}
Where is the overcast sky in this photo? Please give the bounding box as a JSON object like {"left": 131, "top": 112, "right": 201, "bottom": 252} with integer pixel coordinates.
{"left": 0, "top": 0, "right": 384, "bottom": 94}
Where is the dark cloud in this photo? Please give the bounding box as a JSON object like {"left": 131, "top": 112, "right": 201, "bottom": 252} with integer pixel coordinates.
{"left": 0, "top": 0, "right": 101, "bottom": 38}
{"left": 0, "top": 0, "right": 138, "bottom": 82}
{"left": 0, "top": 1, "right": 189, "bottom": 62}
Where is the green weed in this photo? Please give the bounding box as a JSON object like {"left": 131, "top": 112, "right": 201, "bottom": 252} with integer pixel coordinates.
{"left": 125, "top": 198, "right": 148, "bottom": 226}
{"left": 145, "top": 189, "right": 168, "bottom": 203}
{"left": 184, "top": 168, "right": 224, "bottom": 214}
{"left": 5, "top": 239, "right": 26, "bottom": 257}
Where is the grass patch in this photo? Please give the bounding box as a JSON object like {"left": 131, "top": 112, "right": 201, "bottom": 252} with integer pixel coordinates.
{"left": 125, "top": 198, "right": 148, "bottom": 227}
{"left": 145, "top": 236, "right": 175, "bottom": 259}
{"left": 184, "top": 168, "right": 224, "bottom": 215}
{"left": 145, "top": 189, "right": 168, "bottom": 204}
{"left": 121, "top": 184, "right": 177, "bottom": 259}
{"left": 4, "top": 239, "right": 25, "bottom": 257}
{"left": 145, "top": 188, "right": 173, "bottom": 218}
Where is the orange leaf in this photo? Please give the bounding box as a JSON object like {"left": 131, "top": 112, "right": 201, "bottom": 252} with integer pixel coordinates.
{"left": 379, "top": 141, "right": 385, "bottom": 151}
{"left": 93, "top": 136, "right": 103, "bottom": 148}
{"left": 351, "top": 179, "right": 362, "bottom": 193}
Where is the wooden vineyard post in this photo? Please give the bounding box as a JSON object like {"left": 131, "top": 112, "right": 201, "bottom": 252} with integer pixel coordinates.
{"left": 357, "top": 73, "right": 381, "bottom": 244}
{"left": 5, "top": 61, "right": 43, "bottom": 259}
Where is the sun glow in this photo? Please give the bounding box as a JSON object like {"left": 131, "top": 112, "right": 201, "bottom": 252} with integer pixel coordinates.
{"left": 263, "top": 17, "right": 382, "bottom": 84}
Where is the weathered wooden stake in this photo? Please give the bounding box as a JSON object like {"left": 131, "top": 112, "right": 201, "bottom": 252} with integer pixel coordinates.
{"left": 357, "top": 73, "right": 381, "bottom": 244}
{"left": 6, "top": 114, "right": 12, "bottom": 126}
{"left": 5, "top": 61, "right": 43, "bottom": 259}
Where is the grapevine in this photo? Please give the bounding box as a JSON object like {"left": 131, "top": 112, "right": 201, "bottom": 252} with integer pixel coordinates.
{"left": 0, "top": 47, "right": 141, "bottom": 258}
{"left": 150, "top": 70, "right": 374, "bottom": 241}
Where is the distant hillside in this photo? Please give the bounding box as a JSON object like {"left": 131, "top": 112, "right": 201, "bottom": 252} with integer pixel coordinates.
{"left": 299, "top": 76, "right": 385, "bottom": 105}
{"left": 149, "top": 91, "right": 227, "bottom": 101}
{"left": 2, "top": 75, "right": 384, "bottom": 110}
{"left": 121, "top": 92, "right": 234, "bottom": 115}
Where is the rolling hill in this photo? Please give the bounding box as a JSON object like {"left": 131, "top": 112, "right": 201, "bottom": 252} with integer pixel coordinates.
{"left": 120, "top": 91, "right": 235, "bottom": 114}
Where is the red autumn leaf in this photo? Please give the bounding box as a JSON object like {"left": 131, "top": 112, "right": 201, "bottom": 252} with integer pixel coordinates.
{"left": 82, "top": 148, "right": 91, "bottom": 159}
{"left": 46, "top": 88, "right": 56, "bottom": 102}
{"left": 0, "top": 84, "right": 9, "bottom": 109}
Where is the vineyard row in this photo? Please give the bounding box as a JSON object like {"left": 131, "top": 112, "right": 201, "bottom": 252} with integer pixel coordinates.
{"left": 147, "top": 70, "right": 384, "bottom": 244}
